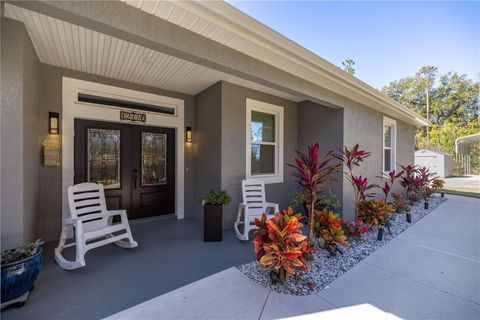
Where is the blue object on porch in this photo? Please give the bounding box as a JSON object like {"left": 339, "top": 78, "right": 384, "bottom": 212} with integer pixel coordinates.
{"left": 1, "top": 248, "right": 43, "bottom": 304}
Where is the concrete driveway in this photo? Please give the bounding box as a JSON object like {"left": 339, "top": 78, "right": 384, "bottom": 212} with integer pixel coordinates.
{"left": 107, "top": 195, "right": 480, "bottom": 320}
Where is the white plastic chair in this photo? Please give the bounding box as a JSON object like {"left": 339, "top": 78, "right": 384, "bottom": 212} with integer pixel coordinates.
{"left": 234, "top": 179, "right": 279, "bottom": 241}
{"left": 55, "top": 183, "right": 138, "bottom": 270}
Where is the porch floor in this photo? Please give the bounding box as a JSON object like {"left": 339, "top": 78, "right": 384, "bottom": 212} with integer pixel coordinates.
{"left": 1, "top": 217, "right": 255, "bottom": 320}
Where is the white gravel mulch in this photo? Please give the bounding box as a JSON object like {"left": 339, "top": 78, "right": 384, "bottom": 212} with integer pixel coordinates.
{"left": 237, "top": 195, "right": 447, "bottom": 296}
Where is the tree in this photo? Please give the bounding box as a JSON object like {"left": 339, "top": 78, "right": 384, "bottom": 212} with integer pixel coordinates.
{"left": 382, "top": 66, "right": 480, "bottom": 173}
{"left": 341, "top": 59, "right": 356, "bottom": 75}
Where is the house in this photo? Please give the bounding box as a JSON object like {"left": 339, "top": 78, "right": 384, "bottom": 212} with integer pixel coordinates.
{"left": 0, "top": 1, "right": 428, "bottom": 250}
{"left": 415, "top": 149, "right": 453, "bottom": 178}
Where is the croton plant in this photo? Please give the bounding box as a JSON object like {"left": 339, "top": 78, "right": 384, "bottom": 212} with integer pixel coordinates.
{"left": 392, "top": 192, "right": 407, "bottom": 213}
{"left": 357, "top": 198, "right": 394, "bottom": 227}
{"left": 253, "top": 208, "right": 311, "bottom": 281}
{"left": 313, "top": 209, "right": 348, "bottom": 252}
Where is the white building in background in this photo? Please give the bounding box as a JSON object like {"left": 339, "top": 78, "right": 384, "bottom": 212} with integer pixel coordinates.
{"left": 415, "top": 149, "right": 453, "bottom": 178}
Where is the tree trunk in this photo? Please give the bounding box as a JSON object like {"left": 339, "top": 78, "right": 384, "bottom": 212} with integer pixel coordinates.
{"left": 308, "top": 197, "right": 315, "bottom": 241}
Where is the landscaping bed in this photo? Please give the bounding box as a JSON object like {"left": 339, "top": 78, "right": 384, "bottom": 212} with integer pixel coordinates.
{"left": 238, "top": 195, "right": 447, "bottom": 296}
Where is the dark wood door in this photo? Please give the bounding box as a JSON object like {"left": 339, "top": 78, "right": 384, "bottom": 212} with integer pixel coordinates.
{"left": 74, "top": 119, "right": 175, "bottom": 220}
{"left": 131, "top": 125, "right": 175, "bottom": 219}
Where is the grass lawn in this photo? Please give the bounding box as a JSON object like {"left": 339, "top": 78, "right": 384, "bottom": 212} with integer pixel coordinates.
{"left": 445, "top": 187, "right": 480, "bottom": 194}
{"left": 444, "top": 187, "right": 480, "bottom": 198}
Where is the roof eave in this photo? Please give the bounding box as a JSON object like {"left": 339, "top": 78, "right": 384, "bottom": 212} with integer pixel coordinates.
{"left": 175, "top": 1, "right": 429, "bottom": 127}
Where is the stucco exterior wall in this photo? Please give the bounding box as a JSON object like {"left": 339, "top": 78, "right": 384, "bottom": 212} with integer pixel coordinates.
{"left": 194, "top": 82, "right": 222, "bottom": 221}
{"left": 22, "top": 17, "right": 41, "bottom": 245}
{"left": 297, "top": 101, "right": 344, "bottom": 213}
{"left": 342, "top": 103, "right": 416, "bottom": 221}
{"left": 220, "top": 81, "right": 298, "bottom": 229}
{"left": 1, "top": 18, "right": 41, "bottom": 250}
{"left": 35, "top": 65, "right": 196, "bottom": 242}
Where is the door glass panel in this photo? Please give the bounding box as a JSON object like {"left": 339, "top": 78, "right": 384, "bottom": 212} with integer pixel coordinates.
{"left": 251, "top": 111, "right": 275, "bottom": 142}
{"left": 251, "top": 144, "right": 275, "bottom": 175}
{"left": 87, "top": 128, "right": 121, "bottom": 189}
{"left": 142, "top": 132, "right": 167, "bottom": 186}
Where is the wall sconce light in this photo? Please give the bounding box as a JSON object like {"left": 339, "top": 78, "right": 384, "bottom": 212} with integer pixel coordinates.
{"left": 49, "top": 112, "right": 60, "bottom": 134}
{"left": 186, "top": 126, "right": 192, "bottom": 143}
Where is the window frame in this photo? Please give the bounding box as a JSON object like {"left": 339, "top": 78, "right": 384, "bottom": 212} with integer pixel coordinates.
{"left": 382, "top": 116, "right": 397, "bottom": 173}
{"left": 246, "top": 98, "right": 284, "bottom": 184}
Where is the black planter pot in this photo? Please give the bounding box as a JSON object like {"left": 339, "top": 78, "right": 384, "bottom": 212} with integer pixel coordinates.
{"left": 424, "top": 199, "right": 429, "bottom": 210}
{"left": 441, "top": 191, "right": 445, "bottom": 198}
{"left": 377, "top": 227, "right": 384, "bottom": 241}
{"left": 203, "top": 204, "right": 223, "bottom": 242}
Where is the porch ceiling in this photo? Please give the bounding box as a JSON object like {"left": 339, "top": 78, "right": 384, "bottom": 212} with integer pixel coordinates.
{"left": 4, "top": 3, "right": 301, "bottom": 102}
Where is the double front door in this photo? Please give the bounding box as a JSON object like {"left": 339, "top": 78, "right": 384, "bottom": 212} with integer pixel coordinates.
{"left": 74, "top": 119, "right": 175, "bottom": 220}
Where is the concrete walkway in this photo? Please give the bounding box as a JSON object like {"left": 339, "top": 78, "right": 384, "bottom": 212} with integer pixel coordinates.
{"left": 106, "top": 195, "right": 480, "bottom": 320}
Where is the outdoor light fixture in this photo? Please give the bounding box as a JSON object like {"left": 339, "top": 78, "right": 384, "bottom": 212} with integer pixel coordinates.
{"left": 49, "top": 112, "right": 60, "bottom": 134}
{"left": 186, "top": 126, "right": 192, "bottom": 143}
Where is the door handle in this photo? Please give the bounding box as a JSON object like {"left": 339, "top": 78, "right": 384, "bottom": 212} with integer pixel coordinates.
{"left": 101, "top": 161, "right": 107, "bottom": 179}
{"left": 132, "top": 169, "right": 138, "bottom": 189}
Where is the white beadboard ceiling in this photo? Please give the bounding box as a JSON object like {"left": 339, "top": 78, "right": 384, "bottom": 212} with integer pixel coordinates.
{"left": 4, "top": 3, "right": 301, "bottom": 102}
{"left": 120, "top": 0, "right": 340, "bottom": 96}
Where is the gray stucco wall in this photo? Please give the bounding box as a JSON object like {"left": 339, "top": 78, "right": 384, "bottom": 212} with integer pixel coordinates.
{"left": 35, "top": 64, "right": 196, "bottom": 242}
{"left": 220, "top": 81, "right": 298, "bottom": 229}
{"left": 193, "top": 82, "right": 222, "bottom": 221}
{"left": 342, "top": 103, "right": 416, "bottom": 221}
{"left": 1, "top": 18, "right": 41, "bottom": 250}
{"left": 22, "top": 17, "right": 41, "bottom": 245}
{"left": 297, "top": 101, "right": 344, "bottom": 213}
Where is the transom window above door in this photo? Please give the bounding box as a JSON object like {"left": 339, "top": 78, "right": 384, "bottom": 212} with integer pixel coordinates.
{"left": 383, "top": 116, "right": 397, "bottom": 173}
{"left": 246, "top": 99, "right": 284, "bottom": 184}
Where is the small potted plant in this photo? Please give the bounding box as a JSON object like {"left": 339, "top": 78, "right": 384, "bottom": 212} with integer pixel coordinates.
{"left": 200, "top": 190, "right": 231, "bottom": 242}
{"left": 1, "top": 239, "right": 44, "bottom": 308}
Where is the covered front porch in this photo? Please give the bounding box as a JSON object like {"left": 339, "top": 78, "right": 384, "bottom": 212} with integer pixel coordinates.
{"left": 1, "top": 217, "right": 255, "bottom": 320}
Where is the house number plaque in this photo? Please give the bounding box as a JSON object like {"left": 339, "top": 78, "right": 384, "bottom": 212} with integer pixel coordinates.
{"left": 120, "top": 110, "right": 146, "bottom": 123}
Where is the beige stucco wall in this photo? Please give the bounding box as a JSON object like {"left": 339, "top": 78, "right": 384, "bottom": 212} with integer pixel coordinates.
{"left": 342, "top": 102, "right": 416, "bottom": 221}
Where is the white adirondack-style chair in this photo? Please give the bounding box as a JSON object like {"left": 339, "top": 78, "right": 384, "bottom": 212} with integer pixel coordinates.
{"left": 234, "top": 179, "right": 279, "bottom": 241}
{"left": 55, "top": 183, "right": 138, "bottom": 270}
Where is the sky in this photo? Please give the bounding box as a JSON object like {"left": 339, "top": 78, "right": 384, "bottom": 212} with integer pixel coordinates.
{"left": 227, "top": 1, "right": 479, "bottom": 89}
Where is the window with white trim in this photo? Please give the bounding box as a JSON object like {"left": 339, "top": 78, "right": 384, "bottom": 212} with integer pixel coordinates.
{"left": 246, "top": 99, "right": 284, "bottom": 184}
{"left": 383, "top": 116, "right": 397, "bottom": 172}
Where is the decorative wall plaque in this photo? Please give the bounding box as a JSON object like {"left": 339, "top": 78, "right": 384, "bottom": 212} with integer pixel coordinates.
{"left": 43, "top": 134, "right": 61, "bottom": 166}
{"left": 120, "top": 110, "right": 146, "bottom": 123}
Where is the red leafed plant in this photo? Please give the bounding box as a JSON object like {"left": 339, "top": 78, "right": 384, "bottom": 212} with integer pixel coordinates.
{"left": 352, "top": 175, "right": 377, "bottom": 200}
{"left": 313, "top": 209, "right": 348, "bottom": 251}
{"left": 333, "top": 144, "right": 372, "bottom": 221}
{"left": 290, "top": 143, "right": 340, "bottom": 241}
{"left": 358, "top": 198, "right": 394, "bottom": 227}
{"left": 343, "top": 219, "right": 369, "bottom": 240}
{"left": 253, "top": 208, "right": 311, "bottom": 281}
{"left": 417, "top": 166, "right": 435, "bottom": 197}
{"left": 399, "top": 165, "right": 424, "bottom": 204}
{"left": 377, "top": 170, "right": 404, "bottom": 200}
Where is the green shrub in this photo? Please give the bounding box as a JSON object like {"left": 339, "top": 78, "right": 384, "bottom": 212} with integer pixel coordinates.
{"left": 200, "top": 190, "right": 232, "bottom": 206}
